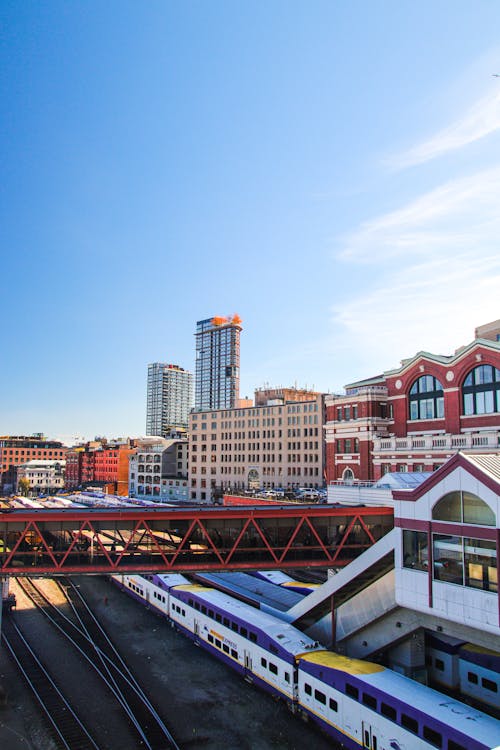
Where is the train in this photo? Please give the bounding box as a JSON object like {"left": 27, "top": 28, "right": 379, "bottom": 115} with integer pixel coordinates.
{"left": 112, "top": 572, "right": 500, "bottom": 750}
{"left": 426, "top": 633, "right": 500, "bottom": 714}
{"left": 249, "top": 569, "right": 321, "bottom": 595}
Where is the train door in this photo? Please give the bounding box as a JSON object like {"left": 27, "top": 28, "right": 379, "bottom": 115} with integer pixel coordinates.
{"left": 194, "top": 619, "right": 200, "bottom": 637}
{"left": 244, "top": 650, "right": 253, "bottom": 680}
{"left": 361, "top": 721, "right": 379, "bottom": 750}
{"left": 145, "top": 587, "right": 150, "bottom": 604}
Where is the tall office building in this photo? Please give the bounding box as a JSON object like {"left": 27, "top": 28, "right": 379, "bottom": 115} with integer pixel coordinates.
{"left": 195, "top": 315, "right": 242, "bottom": 411}
{"left": 146, "top": 363, "right": 193, "bottom": 437}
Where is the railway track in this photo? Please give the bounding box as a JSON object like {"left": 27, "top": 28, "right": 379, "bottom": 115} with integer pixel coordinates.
{"left": 13, "top": 577, "right": 180, "bottom": 750}
{"left": 1, "top": 614, "right": 100, "bottom": 750}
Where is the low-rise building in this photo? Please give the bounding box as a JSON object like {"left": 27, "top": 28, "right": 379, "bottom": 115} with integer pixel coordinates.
{"left": 16, "top": 459, "right": 66, "bottom": 495}
{"left": 0, "top": 435, "right": 66, "bottom": 494}
{"left": 189, "top": 387, "right": 325, "bottom": 502}
{"left": 129, "top": 436, "right": 188, "bottom": 502}
{"left": 64, "top": 439, "right": 136, "bottom": 495}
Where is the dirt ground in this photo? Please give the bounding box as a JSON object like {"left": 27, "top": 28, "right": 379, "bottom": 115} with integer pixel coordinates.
{"left": 0, "top": 575, "right": 338, "bottom": 749}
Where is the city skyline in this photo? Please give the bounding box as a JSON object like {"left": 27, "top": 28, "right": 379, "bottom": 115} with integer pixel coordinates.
{"left": 1, "top": 3, "right": 499, "bottom": 441}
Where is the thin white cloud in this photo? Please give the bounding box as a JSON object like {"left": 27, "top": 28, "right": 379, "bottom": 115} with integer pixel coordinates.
{"left": 339, "top": 165, "right": 500, "bottom": 262}
{"left": 329, "top": 167, "right": 500, "bottom": 373}
{"left": 390, "top": 88, "right": 500, "bottom": 168}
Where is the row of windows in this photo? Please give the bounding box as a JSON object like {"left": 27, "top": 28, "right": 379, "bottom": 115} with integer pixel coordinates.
{"left": 429, "top": 657, "right": 498, "bottom": 693}
{"left": 329, "top": 679, "right": 465, "bottom": 750}
{"left": 207, "top": 633, "right": 239, "bottom": 659}
{"left": 187, "top": 597, "right": 259, "bottom": 643}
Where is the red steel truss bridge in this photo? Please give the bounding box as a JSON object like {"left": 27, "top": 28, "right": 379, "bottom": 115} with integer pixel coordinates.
{"left": 0, "top": 504, "right": 393, "bottom": 575}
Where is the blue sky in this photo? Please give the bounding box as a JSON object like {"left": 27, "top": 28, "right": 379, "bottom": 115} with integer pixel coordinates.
{"left": 1, "top": 1, "right": 499, "bottom": 443}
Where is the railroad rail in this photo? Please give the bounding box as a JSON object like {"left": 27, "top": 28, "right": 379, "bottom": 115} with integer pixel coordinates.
{"left": 15, "top": 578, "right": 181, "bottom": 750}
{"left": 1, "top": 615, "right": 100, "bottom": 750}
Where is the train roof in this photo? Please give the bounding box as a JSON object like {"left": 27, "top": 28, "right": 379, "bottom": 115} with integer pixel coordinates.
{"left": 192, "top": 571, "right": 304, "bottom": 612}
{"left": 174, "top": 584, "right": 321, "bottom": 656}
{"left": 300, "top": 651, "right": 500, "bottom": 747}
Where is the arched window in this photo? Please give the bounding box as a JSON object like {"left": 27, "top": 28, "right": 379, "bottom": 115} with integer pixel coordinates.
{"left": 409, "top": 375, "right": 444, "bottom": 420}
{"left": 462, "top": 365, "right": 500, "bottom": 415}
{"left": 342, "top": 468, "right": 355, "bottom": 484}
{"left": 432, "top": 491, "right": 495, "bottom": 525}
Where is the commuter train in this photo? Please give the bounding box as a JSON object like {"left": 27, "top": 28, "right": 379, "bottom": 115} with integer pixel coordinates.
{"left": 427, "top": 633, "right": 500, "bottom": 714}
{"left": 113, "top": 573, "right": 500, "bottom": 750}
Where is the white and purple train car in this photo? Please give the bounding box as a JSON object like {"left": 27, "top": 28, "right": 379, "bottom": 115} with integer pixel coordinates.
{"left": 113, "top": 574, "right": 500, "bottom": 750}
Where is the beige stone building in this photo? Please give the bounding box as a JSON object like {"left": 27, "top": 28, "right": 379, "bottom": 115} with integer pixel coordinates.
{"left": 189, "top": 388, "right": 325, "bottom": 502}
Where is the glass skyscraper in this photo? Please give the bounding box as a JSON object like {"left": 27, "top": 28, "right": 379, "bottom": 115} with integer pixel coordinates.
{"left": 195, "top": 316, "right": 242, "bottom": 411}
{"left": 146, "top": 363, "right": 193, "bottom": 437}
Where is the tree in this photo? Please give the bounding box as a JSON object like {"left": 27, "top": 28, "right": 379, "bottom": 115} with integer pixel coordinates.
{"left": 18, "top": 477, "right": 31, "bottom": 497}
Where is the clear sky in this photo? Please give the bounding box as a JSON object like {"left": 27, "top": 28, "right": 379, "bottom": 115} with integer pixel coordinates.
{"left": 1, "top": 1, "right": 499, "bottom": 444}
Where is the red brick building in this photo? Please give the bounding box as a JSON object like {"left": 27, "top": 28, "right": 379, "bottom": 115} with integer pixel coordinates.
{"left": 64, "top": 440, "right": 136, "bottom": 496}
{"left": 325, "top": 323, "right": 500, "bottom": 483}
{"left": 0, "top": 435, "right": 67, "bottom": 493}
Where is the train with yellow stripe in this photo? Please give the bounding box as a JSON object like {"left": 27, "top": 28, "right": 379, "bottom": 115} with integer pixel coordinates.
{"left": 113, "top": 573, "right": 500, "bottom": 750}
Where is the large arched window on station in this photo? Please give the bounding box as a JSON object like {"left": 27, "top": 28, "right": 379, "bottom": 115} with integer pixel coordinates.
{"left": 430, "top": 491, "right": 497, "bottom": 592}
{"left": 409, "top": 375, "right": 444, "bottom": 420}
{"left": 462, "top": 364, "right": 500, "bottom": 415}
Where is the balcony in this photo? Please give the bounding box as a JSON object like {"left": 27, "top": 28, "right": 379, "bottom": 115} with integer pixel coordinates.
{"left": 373, "top": 431, "right": 500, "bottom": 453}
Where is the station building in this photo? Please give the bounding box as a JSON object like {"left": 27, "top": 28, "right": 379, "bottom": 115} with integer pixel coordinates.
{"left": 325, "top": 321, "right": 500, "bottom": 484}
{"left": 128, "top": 435, "right": 188, "bottom": 503}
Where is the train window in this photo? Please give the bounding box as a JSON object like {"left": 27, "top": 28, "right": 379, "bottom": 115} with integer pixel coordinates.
{"left": 208, "top": 609, "right": 214, "bottom": 619}
{"left": 467, "top": 671, "right": 478, "bottom": 684}
{"left": 448, "top": 741, "right": 467, "bottom": 750}
{"left": 329, "top": 698, "right": 338, "bottom": 712}
{"left": 188, "top": 598, "right": 193, "bottom": 606}
{"left": 240, "top": 627, "right": 247, "bottom": 638}
{"left": 249, "top": 632, "right": 257, "bottom": 643}
{"left": 231, "top": 649, "right": 238, "bottom": 659}
{"left": 304, "top": 683, "right": 312, "bottom": 696}
{"left": 223, "top": 618, "right": 230, "bottom": 627}
{"left": 482, "top": 677, "right": 498, "bottom": 693}
{"left": 208, "top": 634, "right": 214, "bottom": 644}
{"left": 231, "top": 622, "right": 238, "bottom": 632}
{"left": 381, "top": 703, "right": 397, "bottom": 721}
{"left": 401, "top": 714, "right": 418, "bottom": 734}
{"left": 223, "top": 644, "right": 229, "bottom": 654}
{"left": 195, "top": 602, "right": 200, "bottom": 611}
{"left": 215, "top": 638, "right": 222, "bottom": 649}
{"left": 261, "top": 658, "right": 267, "bottom": 669}
{"left": 362, "top": 692, "right": 376, "bottom": 710}
{"left": 285, "top": 672, "right": 290, "bottom": 684}
{"left": 269, "top": 663, "right": 278, "bottom": 676}
{"left": 314, "top": 689, "right": 326, "bottom": 705}
{"left": 182, "top": 609, "right": 185, "bottom": 616}
{"left": 201, "top": 605, "right": 207, "bottom": 615}
{"left": 345, "top": 683, "right": 359, "bottom": 700}
{"left": 434, "top": 658, "right": 444, "bottom": 671}
{"left": 423, "top": 726, "right": 442, "bottom": 748}
{"left": 216, "top": 613, "right": 222, "bottom": 623}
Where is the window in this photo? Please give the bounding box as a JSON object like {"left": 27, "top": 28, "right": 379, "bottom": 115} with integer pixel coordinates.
{"left": 222, "top": 644, "right": 229, "bottom": 654}
{"left": 315, "top": 689, "right": 326, "bottom": 705}
{"left": 269, "top": 663, "right": 278, "bottom": 675}
{"left": 435, "top": 659, "right": 444, "bottom": 671}
{"left": 231, "top": 649, "right": 238, "bottom": 659}
{"left": 409, "top": 375, "right": 444, "bottom": 421}
{"left": 329, "top": 698, "right": 338, "bottom": 712}
{"left": 345, "top": 683, "right": 358, "bottom": 700}
{"left": 380, "top": 702, "right": 396, "bottom": 721}
{"left": 208, "top": 634, "right": 214, "bottom": 644}
{"left": 215, "top": 638, "right": 221, "bottom": 649}
{"left": 304, "top": 683, "right": 312, "bottom": 696}
{"left": 432, "top": 491, "right": 495, "bottom": 525}
{"left": 240, "top": 627, "right": 247, "bottom": 638}
{"left": 401, "top": 714, "right": 418, "bottom": 734}
{"left": 448, "top": 742, "right": 467, "bottom": 750}
{"left": 482, "top": 677, "right": 498, "bottom": 693}
{"left": 261, "top": 658, "right": 267, "bottom": 668}
{"left": 284, "top": 672, "right": 290, "bottom": 684}
{"left": 362, "top": 692, "right": 377, "bottom": 710}
{"left": 462, "top": 365, "right": 500, "bottom": 415}
{"left": 423, "top": 726, "right": 442, "bottom": 748}
{"left": 467, "top": 671, "right": 478, "bottom": 684}
{"left": 403, "top": 530, "right": 428, "bottom": 571}
{"left": 249, "top": 632, "right": 257, "bottom": 643}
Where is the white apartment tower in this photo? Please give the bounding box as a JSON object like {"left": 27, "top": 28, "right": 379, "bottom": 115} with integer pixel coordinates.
{"left": 146, "top": 363, "right": 193, "bottom": 437}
